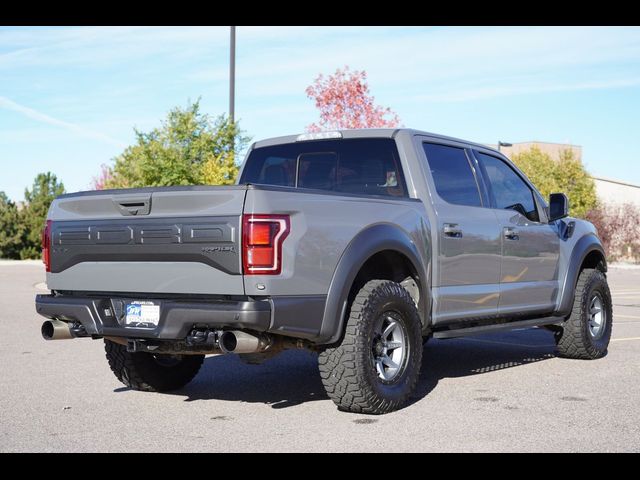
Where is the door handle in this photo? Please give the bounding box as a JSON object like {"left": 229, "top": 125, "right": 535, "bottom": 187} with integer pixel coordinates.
{"left": 443, "top": 223, "right": 463, "bottom": 238}
{"left": 504, "top": 227, "right": 519, "bottom": 240}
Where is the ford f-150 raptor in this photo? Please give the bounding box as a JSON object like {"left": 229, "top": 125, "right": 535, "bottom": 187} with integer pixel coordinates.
{"left": 35, "top": 129, "right": 612, "bottom": 414}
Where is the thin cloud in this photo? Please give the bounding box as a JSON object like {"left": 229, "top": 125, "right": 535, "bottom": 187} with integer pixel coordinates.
{"left": 184, "top": 26, "right": 640, "bottom": 100}
{"left": 415, "top": 77, "right": 640, "bottom": 103}
{"left": 0, "top": 96, "right": 126, "bottom": 148}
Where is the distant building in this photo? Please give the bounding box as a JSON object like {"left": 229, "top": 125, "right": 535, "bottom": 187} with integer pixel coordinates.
{"left": 488, "top": 141, "right": 639, "bottom": 207}
{"left": 591, "top": 176, "right": 640, "bottom": 208}
{"left": 489, "top": 141, "right": 582, "bottom": 162}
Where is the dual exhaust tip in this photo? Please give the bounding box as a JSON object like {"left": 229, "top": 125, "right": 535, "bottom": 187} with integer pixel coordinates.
{"left": 42, "top": 320, "right": 268, "bottom": 355}
{"left": 218, "top": 330, "right": 270, "bottom": 354}
{"left": 41, "top": 319, "right": 74, "bottom": 341}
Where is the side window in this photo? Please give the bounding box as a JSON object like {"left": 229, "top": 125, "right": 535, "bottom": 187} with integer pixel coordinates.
{"left": 476, "top": 152, "right": 540, "bottom": 222}
{"left": 422, "top": 143, "right": 482, "bottom": 207}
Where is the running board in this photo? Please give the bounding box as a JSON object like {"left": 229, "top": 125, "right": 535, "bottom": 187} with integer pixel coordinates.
{"left": 433, "top": 317, "right": 564, "bottom": 339}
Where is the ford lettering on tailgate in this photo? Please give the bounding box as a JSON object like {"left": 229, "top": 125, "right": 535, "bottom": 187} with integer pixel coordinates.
{"left": 49, "top": 216, "right": 240, "bottom": 274}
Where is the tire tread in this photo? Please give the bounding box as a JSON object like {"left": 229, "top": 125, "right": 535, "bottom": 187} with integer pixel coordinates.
{"left": 556, "top": 268, "right": 612, "bottom": 360}
{"left": 104, "top": 340, "right": 203, "bottom": 392}
{"left": 318, "top": 280, "right": 422, "bottom": 414}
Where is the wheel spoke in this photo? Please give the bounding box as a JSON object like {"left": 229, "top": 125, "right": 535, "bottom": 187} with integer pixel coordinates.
{"left": 587, "top": 294, "right": 605, "bottom": 338}
{"left": 371, "top": 312, "right": 408, "bottom": 382}
{"left": 381, "top": 355, "right": 399, "bottom": 369}
{"left": 382, "top": 320, "right": 398, "bottom": 339}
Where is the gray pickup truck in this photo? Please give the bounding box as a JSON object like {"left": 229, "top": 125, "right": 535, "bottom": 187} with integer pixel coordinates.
{"left": 35, "top": 129, "right": 612, "bottom": 414}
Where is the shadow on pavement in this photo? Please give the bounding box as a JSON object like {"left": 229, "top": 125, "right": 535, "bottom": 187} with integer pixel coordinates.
{"left": 409, "top": 328, "right": 557, "bottom": 406}
{"left": 118, "top": 328, "right": 557, "bottom": 410}
{"left": 170, "top": 349, "right": 327, "bottom": 409}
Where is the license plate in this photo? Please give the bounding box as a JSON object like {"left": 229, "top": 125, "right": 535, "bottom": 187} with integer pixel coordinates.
{"left": 125, "top": 301, "right": 160, "bottom": 328}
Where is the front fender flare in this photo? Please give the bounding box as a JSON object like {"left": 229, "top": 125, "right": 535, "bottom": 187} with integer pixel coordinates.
{"left": 556, "top": 233, "right": 606, "bottom": 317}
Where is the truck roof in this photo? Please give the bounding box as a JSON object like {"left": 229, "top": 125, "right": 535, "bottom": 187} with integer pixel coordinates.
{"left": 252, "top": 128, "right": 500, "bottom": 155}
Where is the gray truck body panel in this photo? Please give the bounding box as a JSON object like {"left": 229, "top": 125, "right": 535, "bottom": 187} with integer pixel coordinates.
{"left": 242, "top": 187, "right": 427, "bottom": 297}
{"left": 47, "top": 262, "right": 245, "bottom": 296}
{"left": 38, "top": 128, "right": 606, "bottom": 344}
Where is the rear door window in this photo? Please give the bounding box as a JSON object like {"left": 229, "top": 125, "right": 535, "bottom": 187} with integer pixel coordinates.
{"left": 422, "top": 143, "right": 482, "bottom": 207}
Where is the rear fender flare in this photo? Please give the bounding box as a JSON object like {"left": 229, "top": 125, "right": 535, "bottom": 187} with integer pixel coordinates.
{"left": 317, "top": 224, "right": 429, "bottom": 344}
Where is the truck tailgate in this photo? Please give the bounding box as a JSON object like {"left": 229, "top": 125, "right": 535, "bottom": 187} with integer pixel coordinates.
{"left": 46, "top": 186, "right": 247, "bottom": 295}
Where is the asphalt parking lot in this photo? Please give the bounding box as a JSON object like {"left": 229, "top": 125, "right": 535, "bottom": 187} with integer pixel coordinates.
{"left": 1, "top": 261, "right": 638, "bottom": 452}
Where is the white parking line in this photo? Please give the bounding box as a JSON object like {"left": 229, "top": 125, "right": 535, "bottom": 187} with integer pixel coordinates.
{"left": 615, "top": 314, "right": 640, "bottom": 320}
{"left": 611, "top": 337, "right": 640, "bottom": 343}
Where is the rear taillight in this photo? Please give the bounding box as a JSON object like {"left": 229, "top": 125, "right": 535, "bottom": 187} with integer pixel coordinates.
{"left": 42, "top": 220, "right": 52, "bottom": 273}
{"left": 242, "top": 214, "right": 290, "bottom": 275}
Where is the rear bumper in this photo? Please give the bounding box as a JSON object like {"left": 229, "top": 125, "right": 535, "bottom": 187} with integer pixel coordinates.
{"left": 35, "top": 293, "right": 327, "bottom": 341}
{"left": 35, "top": 294, "right": 271, "bottom": 340}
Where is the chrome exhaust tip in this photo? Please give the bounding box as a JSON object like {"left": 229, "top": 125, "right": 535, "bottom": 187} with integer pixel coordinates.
{"left": 41, "top": 319, "right": 74, "bottom": 340}
{"left": 218, "top": 330, "right": 270, "bottom": 354}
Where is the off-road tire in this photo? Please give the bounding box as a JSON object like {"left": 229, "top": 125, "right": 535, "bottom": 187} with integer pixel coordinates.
{"left": 104, "top": 340, "right": 204, "bottom": 392}
{"left": 556, "top": 268, "right": 612, "bottom": 359}
{"left": 318, "top": 280, "right": 423, "bottom": 414}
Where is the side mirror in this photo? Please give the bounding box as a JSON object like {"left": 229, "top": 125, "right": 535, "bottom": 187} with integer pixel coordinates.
{"left": 549, "top": 193, "right": 569, "bottom": 222}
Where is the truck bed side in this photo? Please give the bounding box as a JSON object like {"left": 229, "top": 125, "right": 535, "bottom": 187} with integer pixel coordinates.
{"left": 243, "top": 185, "right": 430, "bottom": 340}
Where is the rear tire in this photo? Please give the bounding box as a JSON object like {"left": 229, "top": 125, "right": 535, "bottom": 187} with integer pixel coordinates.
{"left": 318, "top": 280, "right": 423, "bottom": 414}
{"left": 556, "top": 268, "right": 612, "bottom": 359}
{"left": 104, "top": 340, "right": 204, "bottom": 392}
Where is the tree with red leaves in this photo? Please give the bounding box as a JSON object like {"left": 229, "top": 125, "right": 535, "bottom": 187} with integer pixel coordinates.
{"left": 91, "top": 164, "right": 114, "bottom": 190}
{"left": 305, "top": 66, "right": 401, "bottom": 132}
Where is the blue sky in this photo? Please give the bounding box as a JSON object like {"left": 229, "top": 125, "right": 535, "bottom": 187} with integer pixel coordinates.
{"left": 2, "top": 26, "right": 640, "bottom": 201}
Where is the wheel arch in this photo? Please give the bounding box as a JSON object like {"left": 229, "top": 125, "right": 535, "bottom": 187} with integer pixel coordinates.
{"left": 317, "top": 223, "right": 430, "bottom": 345}
{"left": 556, "top": 233, "right": 607, "bottom": 317}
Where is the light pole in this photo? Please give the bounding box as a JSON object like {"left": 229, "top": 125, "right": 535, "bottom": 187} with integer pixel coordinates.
{"left": 229, "top": 26, "right": 236, "bottom": 125}
{"left": 497, "top": 141, "right": 512, "bottom": 152}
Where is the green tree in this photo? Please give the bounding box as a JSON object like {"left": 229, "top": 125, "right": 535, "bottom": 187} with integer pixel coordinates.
{"left": 104, "top": 100, "right": 250, "bottom": 189}
{"left": 19, "top": 173, "right": 65, "bottom": 259}
{"left": 511, "top": 146, "right": 596, "bottom": 218}
{"left": 0, "top": 192, "right": 23, "bottom": 259}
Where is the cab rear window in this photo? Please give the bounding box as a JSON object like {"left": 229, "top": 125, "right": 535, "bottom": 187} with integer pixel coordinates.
{"left": 240, "top": 138, "right": 407, "bottom": 198}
